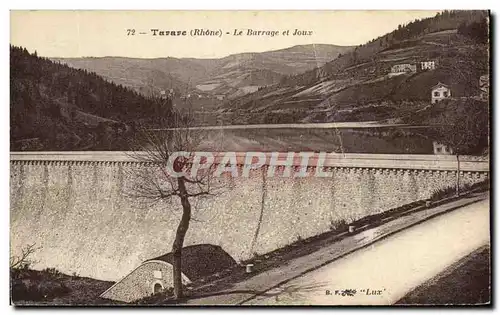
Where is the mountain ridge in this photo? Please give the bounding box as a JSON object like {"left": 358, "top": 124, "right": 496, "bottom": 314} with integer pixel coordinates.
{"left": 51, "top": 44, "right": 354, "bottom": 99}
{"left": 49, "top": 44, "right": 351, "bottom": 62}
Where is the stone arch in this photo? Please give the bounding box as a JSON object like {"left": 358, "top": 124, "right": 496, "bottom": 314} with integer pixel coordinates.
{"left": 100, "top": 261, "right": 186, "bottom": 303}
{"left": 152, "top": 280, "right": 164, "bottom": 294}
{"left": 99, "top": 245, "right": 238, "bottom": 303}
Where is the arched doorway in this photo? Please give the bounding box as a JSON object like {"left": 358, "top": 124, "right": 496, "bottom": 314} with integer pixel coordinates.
{"left": 153, "top": 282, "right": 163, "bottom": 294}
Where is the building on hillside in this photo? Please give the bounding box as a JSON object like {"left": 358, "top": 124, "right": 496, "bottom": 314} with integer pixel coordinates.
{"left": 215, "top": 95, "right": 225, "bottom": 101}
{"left": 433, "top": 141, "right": 454, "bottom": 155}
{"left": 390, "top": 63, "right": 417, "bottom": 74}
{"left": 100, "top": 244, "right": 237, "bottom": 303}
{"left": 420, "top": 61, "right": 436, "bottom": 71}
{"left": 479, "top": 74, "right": 489, "bottom": 101}
{"left": 431, "top": 82, "right": 451, "bottom": 104}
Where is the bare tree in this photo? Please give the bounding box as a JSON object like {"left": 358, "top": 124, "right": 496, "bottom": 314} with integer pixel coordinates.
{"left": 127, "top": 96, "right": 221, "bottom": 300}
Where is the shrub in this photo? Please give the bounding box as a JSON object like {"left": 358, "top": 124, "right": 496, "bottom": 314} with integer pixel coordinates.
{"left": 43, "top": 268, "right": 62, "bottom": 277}
{"left": 428, "top": 178, "right": 489, "bottom": 201}
{"left": 429, "top": 185, "right": 457, "bottom": 201}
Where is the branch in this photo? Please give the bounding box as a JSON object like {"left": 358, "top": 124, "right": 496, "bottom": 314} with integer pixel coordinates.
{"left": 10, "top": 243, "right": 41, "bottom": 269}
{"left": 187, "top": 191, "right": 212, "bottom": 198}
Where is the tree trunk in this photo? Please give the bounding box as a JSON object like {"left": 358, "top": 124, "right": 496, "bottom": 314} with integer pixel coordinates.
{"left": 172, "top": 177, "right": 191, "bottom": 300}
{"left": 456, "top": 154, "right": 461, "bottom": 196}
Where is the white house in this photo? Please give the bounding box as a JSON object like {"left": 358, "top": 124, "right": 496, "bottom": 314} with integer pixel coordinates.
{"left": 433, "top": 141, "right": 453, "bottom": 155}
{"left": 420, "top": 61, "right": 436, "bottom": 71}
{"left": 431, "top": 82, "right": 451, "bottom": 104}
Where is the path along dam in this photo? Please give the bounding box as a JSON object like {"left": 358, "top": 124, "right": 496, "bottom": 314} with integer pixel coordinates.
{"left": 10, "top": 152, "right": 489, "bottom": 282}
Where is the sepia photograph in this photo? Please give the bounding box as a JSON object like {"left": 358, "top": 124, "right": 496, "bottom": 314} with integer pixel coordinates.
{"left": 8, "top": 9, "right": 491, "bottom": 306}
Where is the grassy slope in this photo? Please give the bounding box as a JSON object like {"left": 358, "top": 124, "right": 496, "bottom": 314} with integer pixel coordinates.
{"left": 230, "top": 37, "right": 483, "bottom": 116}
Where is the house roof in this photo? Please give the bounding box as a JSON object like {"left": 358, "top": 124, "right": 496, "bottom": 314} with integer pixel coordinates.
{"left": 431, "top": 82, "right": 450, "bottom": 90}
{"left": 146, "top": 244, "right": 237, "bottom": 281}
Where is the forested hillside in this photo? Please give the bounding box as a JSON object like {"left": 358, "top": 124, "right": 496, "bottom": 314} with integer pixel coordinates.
{"left": 11, "top": 45, "right": 171, "bottom": 151}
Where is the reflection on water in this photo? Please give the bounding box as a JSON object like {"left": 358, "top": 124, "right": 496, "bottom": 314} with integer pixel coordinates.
{"left": 193, "top": 127, "right": 435, "bottom": 154}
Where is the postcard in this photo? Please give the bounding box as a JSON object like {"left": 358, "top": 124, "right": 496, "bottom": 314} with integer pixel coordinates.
{"left": 9, "top": 10, "right": 491, "bottom": 306}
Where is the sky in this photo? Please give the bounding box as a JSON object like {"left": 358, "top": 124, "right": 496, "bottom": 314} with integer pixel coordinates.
{"left": 10, "top": 10, "right": 441, "bottom": 59}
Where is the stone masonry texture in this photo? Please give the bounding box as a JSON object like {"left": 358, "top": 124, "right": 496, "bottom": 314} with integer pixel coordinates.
{"left": 10, "top": 157, "right": 489, "bottom": 282}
